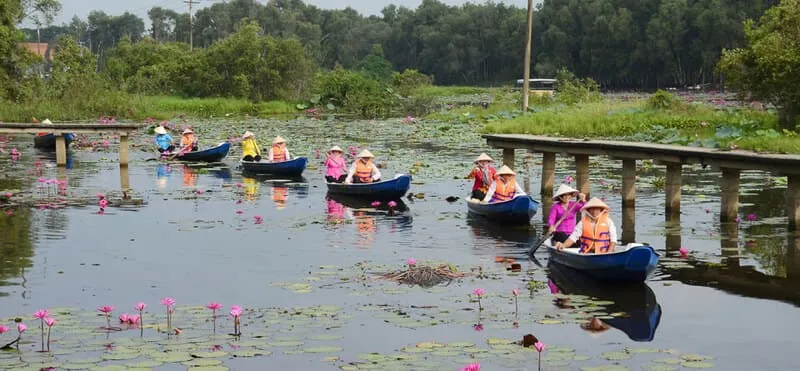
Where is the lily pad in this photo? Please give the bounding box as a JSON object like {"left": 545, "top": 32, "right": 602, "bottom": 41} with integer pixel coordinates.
{"left": 652, "top": 358, "right": 682, "bottom": 365}
{"left": 191, "top": 351, "right": 229, "bottom": 358}
{"left": 303, "top": 346, "right": 344, "bottom": 353}
{"left": 183, "top": 358, "right": 224, "bottom": 367}
{"left": 602, "top": 351, "right": 632, "bottom": 361}
{"left": 681, "top": 361, "right": 715, "bottom": 369}
{"left": 269, "top": 341, "right": 304, "bottom": 347}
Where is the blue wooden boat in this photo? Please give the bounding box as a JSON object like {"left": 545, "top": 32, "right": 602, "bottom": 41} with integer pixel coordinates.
{"left": 547, "top": 262, "right": 661, "bottom": 341}
{"left": 544, "top": 238, "right": 659, "bottom": 283}
{"left": 33, "top": 133, "right": 74, "bottom": 150}
{"left": 240, "top": 157, "right": 307, "bottom": 176}
{"left": 466, "top": 195, "right": 540, "bottom": 224}
{"left": 173, "top": 142, "right": 230, "bottom": 162}
{"left": 326, "top": 175, "right": 411, "bottom": 199}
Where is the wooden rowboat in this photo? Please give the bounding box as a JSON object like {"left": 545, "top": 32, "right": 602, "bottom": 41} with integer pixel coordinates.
{"left": 544, "top": 238, "right": 659, "bottom": 283}
{"left": 170, "top": 142, "right": 230, "bottom": 162}
{"left": 240, "top": 157, "right": 307, "bottom": 176}
{"left": 326, "top": 175, "right": 411, "bottom": 200}
{"left": 33, "top": 133, "right": 74, "bottom": 150}
{"left": 466, "top": 195, "right": 539, "bottom": 224}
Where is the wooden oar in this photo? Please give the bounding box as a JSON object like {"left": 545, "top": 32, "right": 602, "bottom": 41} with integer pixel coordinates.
{"left": 528, "top": 201, "right": 579, "bottom": 255}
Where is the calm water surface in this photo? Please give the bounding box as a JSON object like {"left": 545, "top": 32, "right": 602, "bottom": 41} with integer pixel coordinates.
{"left": 0, "top": 119, "right": 798, "bottom": 370}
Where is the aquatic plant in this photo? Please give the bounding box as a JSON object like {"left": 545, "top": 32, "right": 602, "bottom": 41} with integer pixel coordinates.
{"left": 459, "top": 363, "right": 480, "bottom": 371}
{"left": 371, "top": 201, "right": 381, "bottom": 207}
{"left": 534, "top": 341, "right": 546, "bottom": 370}
{"left": 44, "top": 317, "right": 55, "bottom": 352}
{"left": 134, "top": 302, "right": 146, "bottom": 334}
{"left": 16, "top": 323, "right": 26, "bottom": 350}
{"left": 473, "top": 288, "right": 485, "bottom": 311}
{"left": 97, "top": 305, "right": 114, "bottom": 329}
{"left": 161, "top": 297, "right": 176, "bottom": 330}
{"left": 254, "top": 215, "right": 263, "bottom": 224}
{"left": 230, "top": 305, "right": 242, "bottom": 336}
{"left": 679, "top": 247, "right": 689, "bottom": 258}
{"left": 407, "top": 258, "right": 416, "bottom": 267}
{"left": 206, "top": 302, "right": 223, "bottom": 333}
{"left": 388, "top": 200, "right": 397, "bottom": 208}
{"left": 33, "top": 309, "right": 49, "bottom": 352}
{"left": 746, "top": 213, "right": 757, "bottom": 221}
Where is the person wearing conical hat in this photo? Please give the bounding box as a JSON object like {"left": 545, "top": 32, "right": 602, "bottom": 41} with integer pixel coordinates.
{"left": 241, "top": 131, "right": 262, "bottom": 162}
{"left": 555, "top": 197, "right": 618, "bottom": 254}
{"left": 154, "top": 126, "right": 175, "bottom": 154}
{"left": 179, "top": 128, "right": 198, "bottom": 153}
{"left": 466, "top": 153, "right": 497, "bottom": 200}
{"left": 268, "top": 135, "right": 292, "bottom": 162}
{"left": 325, "top": 145, "right": 348, "bottom": 183}
{"left": 345, "top": 149, "right": 381, "bottom": 184}
{"left": 548, "top": 184, "right": 587, "bottom": 243}
{"left": 482, "top": 165, "right": 526, "bottom": 203}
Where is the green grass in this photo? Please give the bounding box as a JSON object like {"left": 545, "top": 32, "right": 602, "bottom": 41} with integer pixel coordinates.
{"left": 412, "top": 85, "right": 504, "bottom": 98}
{"left": 0, "top": 95, "right": 299, "bottom": 122}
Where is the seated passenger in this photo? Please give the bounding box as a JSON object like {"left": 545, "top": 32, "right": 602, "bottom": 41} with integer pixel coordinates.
{"left": 482, "top": 165, "right": 525, "bottom": 203}
{"left": 555, "top": 197, "right": 618, "bottom": 254}
{"left": 345, "top": 149, "right": 381, "bottom": 184}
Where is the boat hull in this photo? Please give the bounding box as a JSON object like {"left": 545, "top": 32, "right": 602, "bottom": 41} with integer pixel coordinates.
{"left": 240, "top": 157, "right": 307, "bottom": 176}
{"left": 33, "top": 134, "right": 73, "bottom": 150}
{"left": 326, "top": 175, "right": 411, "bottom": 199}
{"left": 174, "top": 142, "right": 231, "bottom": 162}
{"left": 545, "top": 239, "right": 659, "bottom": 283}
{"left": 466, "top": 195, "right": 539, "bottom": 224}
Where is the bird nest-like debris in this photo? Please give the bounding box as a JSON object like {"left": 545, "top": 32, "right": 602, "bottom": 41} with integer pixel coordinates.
{"left": 380, "top": 265, "right": 469, "bottom": 287}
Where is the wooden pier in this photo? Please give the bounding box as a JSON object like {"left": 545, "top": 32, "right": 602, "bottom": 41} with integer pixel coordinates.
{"left": 0, "top": 122, "right": 144, "bottom": 166}
{"left": 483, "top": 134, "right": 800, "bottom": 230}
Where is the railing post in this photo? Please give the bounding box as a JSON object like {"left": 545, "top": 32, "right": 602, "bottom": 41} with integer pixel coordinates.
{"left": 541, "top": 152, "right": 555, "bottom": 198}
{"left": 720, "top": 168, "right": 740, "bottom": 222}
{"left": 622, "top": 159, "right": 636, "bottom": 208}
{"left": 575, "top": 155, "right": 590, "bottom": 197}
{"left": 665, "top": 163, "right": 682, "bottom": 215}
{"left": 55, "top": 134, "right": 67, "bottom": 166}
{"left": 789, "top": 175, "right": 800, "bottom": 230}
{"left": 119, "top": 133, "right": 130, "bottom": 166}
{"left": 503, "top": 148, "right": 515, "bottom": 170}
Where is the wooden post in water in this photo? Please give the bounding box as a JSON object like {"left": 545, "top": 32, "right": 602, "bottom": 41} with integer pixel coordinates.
{"left": 622, "top": 159, "right": 636, "bottom": 208}
{"left": 55, "top": 134, "right": 67, "bottom": 166}
{"left": 119, "top": 134, "right": 130, "bottom": 166}
{"left": 665, "top": 163, "right": 682, "bottom": 214}
{"left": 119, "top": 165, "right": 130, "bottom": 191}
{"left": 720, "top": 168, "right": 740, "bottom": 222}
{"left": 621, "top": 205, "right": 636, "bottom": 244}
{"left": 503, "top": 148, "right": 515, "bottom": 170}
{"left": 541, "top": 152, "right": 555, "bottom": 198}
{"left": 789, "top": 175, "right": 800, "bottom": 230}
{"left": 575, "top": 155, "right": 590, "bottom": 197}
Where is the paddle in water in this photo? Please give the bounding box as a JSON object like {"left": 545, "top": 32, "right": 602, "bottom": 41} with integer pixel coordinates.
{"left": 528, "top": 202, "right": 578, "bottom": 255}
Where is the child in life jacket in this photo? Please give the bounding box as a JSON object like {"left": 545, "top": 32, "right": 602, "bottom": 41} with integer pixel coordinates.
{"left": 467, "top": 153, "right": 496, "bottom": 200}
{"left": 345, "top": 149, "right": 381, "bottom": 184}
{"left": 555, "top": 197, "right": 618, "bottom": 254}
{"left": 482, "top": 165, "right": 525, "bottom": 203}
{"left": 269, "top": 136, "right": 291, "bottom": 162}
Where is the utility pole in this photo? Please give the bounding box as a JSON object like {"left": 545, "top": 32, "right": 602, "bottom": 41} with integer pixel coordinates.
{"left": 185, "top": 0, "right": 200, "bottom": 50}
{"left": 522, "top": 0, "right": 534, "bottom": 112}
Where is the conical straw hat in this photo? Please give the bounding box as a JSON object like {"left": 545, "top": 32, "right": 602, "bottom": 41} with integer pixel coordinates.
{"left": 357, "top": 149, "right": 375, "bottom": 158}
{"left": 329, "top": 145, "right": 343, "bottom": 153}
{"left": 273, "top": 136, "right": 286, "bottom": 144}
{"left": 553, "top": 184, "right": 579, "bottom": 200}
{"left": 154, "top": 126, "right": 167, "bottom": 135}
{"left": 182, "top": 128, "right": 193, "bottom": 134}
{"left": 242, "top": 131, "right": 255, "bottom": 139}
{"left": 474, "top": 153, "right": 494, "bottom": 163}
{"left": 41, "top": 119, "right": 53, "bottom": 125}
{"left": 495, "top": 165, "right": 515, "bottom": 176}
{"left": 581, "top": 197, "right": 610, "bottom": 211}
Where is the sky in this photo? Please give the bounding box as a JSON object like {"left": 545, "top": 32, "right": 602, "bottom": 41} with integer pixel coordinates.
{"left": 48, "top": 0, "right": 532, "bottom": 25}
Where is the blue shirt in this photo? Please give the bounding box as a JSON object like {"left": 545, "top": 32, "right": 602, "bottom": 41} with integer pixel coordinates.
{"left": 155, "top": 133, "right": 173, "bottom": 150}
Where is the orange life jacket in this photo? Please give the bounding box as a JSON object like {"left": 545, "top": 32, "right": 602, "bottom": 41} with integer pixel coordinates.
{"left": 355, "top": 159, "right": 374, "bottom": 183}
{"left": 579, "top": 213, "right": 612, "bottom": 254}
{"left": 491, "top": 177, "right": 516, "bottom": 202}
{"left": 272, "top": 145, "right": 287, "bottom": 161}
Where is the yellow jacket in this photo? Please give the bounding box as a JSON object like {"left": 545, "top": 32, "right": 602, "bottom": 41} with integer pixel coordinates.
{"left": 241, "top": 138, "right": 261, "bottom": 158}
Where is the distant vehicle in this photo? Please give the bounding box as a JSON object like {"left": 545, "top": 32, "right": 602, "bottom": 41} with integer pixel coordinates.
{"left": 514, "top": 78, "right": 557, "bottom": 96}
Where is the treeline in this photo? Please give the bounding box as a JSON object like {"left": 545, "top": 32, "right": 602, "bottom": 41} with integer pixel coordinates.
{"left": 20, "top": 0, "right": 774, "bottom": 89}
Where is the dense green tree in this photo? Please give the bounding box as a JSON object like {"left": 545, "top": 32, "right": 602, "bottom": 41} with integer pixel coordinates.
{"left": 718, "top": 0, "right": 800, "bottom": 130}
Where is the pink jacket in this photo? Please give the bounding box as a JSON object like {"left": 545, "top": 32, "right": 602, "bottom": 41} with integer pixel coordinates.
{"left": 325, "top": 156, "right": 347, "bottom": 178}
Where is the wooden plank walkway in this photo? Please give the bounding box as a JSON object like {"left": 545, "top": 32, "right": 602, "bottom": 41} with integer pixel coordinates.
{"left": 0, "top": 122, "right": 145, "bottom": 166}
{"left": 483, "top": 134, "right": 800, "bottom": 230}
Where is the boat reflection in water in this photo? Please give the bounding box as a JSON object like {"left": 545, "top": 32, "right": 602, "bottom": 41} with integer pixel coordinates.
{"left": 467, "top": 216, "right": 537, "bottom": 250}
{"left": 547, "top": 262, "right": 661, "bottom": 341}
{"left": 325, "top": 193, "right": 412, "bottom": 248}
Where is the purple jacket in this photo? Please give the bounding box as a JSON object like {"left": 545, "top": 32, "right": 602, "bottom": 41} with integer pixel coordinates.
{"left": 547, "top": 201, "right": 585, "bottom": 233}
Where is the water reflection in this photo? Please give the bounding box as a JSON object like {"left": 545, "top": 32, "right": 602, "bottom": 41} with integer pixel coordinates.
{"left": 0, "top": 207, "right": 34, "bottom": 298}
{"left": 325, "top": 194, "right": 413, "bottom": 247}
{"left": 325, "top": 198, "right": 352, "bottom": 225}
{"left": 548, "top": 262, "right": 661, "bottom": 341}
{"left": 156, "top": 164, "right": 172, "bottom": 189}
{"left": 182, "top": 165, "right": 198, "bottom": 187}
{"left": 271, "top": 185, "right": 288, "bottom": 209}
{"left": 468, "top": 216, "right": 536, "bottom": 249}
{"left": 242, "top": 177, "right": 259, "bottom": 201}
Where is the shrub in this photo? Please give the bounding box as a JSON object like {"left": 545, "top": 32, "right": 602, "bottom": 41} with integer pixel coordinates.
{"left": 646, "top": 90, "right": 683, "bottom": 110}
{"left": 392, "top": 69, "right": 433, "bottom": 97}
{"left": 554, "top": 68, "right": 601, "bottom": 105}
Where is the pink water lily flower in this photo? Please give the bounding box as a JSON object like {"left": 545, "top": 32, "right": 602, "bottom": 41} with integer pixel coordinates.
{"left": 128, "top": 315, "right": 140, "bottom": 324}
{"left": 17, "top": 323, "right": 26, "bottom": 333}
{"left": 746, "top": 213, "right": 757, "bottom": 221}
{"left": 371, "top": 201, "right": 381, "bottom": 207}
{"left": 254, "top": 215, "right": 263, "bottom": 224}
{"left": 135, "top": 302, "right": 146, "bottom": 311}
{"left": 97, "top": 193, "right": 105, "bottom": 199}
{"left": 33, "top": 309, "right": 50, "bottom": 319}
{"left": 99, "top": 199, "right": 108, "bottom": 208}
{"left": 206, "top": 302, "right": 223, "bottom": 311}
{"left": 407, "top": 258, "right": 416, "bottom": 266}
{"left": 0, "top": 325, "right": 9, "bottom": 334}
{"left": 119, "top": 313, "right": 130, "bottom": 323}
{"left": 679, "top": 247, "right": 689, "bottom": 257}
{"left": 230, "top": 306, "right": 242, "bottom": 318}
{"left": 387, "top": 200, "right": 397, "bottom": 208}
{"left": 472, "top": 288, "right": 485, "bottom": 297}
{"left": 4, "top": 191, "right": 12, "bottom": 198}
{"left": 512, "top": 288, "right": 519, "bottom": 297}
{"left": 160, "top": 297, "right": 176, "bottom": 307}
{"left": 98, "top": 305, "right": 114, "bottom": 314}
{"left": 44, "top": 317, "right": 56, "bottom": 327}
{"left": 459, "top": 363, "right": 481, "bottom": 371}
{"left": 534, "top": 341, "right": 545, "bottom": 352}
